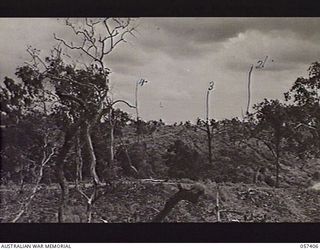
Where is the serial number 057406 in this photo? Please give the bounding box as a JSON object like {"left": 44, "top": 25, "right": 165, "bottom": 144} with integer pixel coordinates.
{"left": 300, "top": 244, "right": 319, "bottom": 248}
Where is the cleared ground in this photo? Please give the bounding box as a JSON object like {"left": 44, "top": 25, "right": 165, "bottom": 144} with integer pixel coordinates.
{"left": 1, "top": 180, "right": 319, "bottom": 223}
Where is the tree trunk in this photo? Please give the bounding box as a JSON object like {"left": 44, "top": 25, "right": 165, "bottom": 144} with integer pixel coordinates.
{"left": 87, "top": 203, "right": 93, "bottom": 223}
{"left": 275, "top": 135, "right": 281, "bottom": 188}
{"left": 107, "top": 106, "right": 116, "bottom": 169}
{"left": 253, "top": 167, "right": 262, "bottom": 184}
{"left": 109, "top": 124, "right": 115, "bottom": 168}
{"left": 55, "top": 119, "right": 84, "bottom": 223}
{"left": 205, "top": 89, "right": 213, "bottom": 165}
{"left": 215, "top": 184, "right": 221, "bottom": 222}
{"left": 206, "top": 123, "right": 213, "bottom": 165}
{"left": 86, "top": 186, "right": 98, "bottom": 223}
{"left": 135, "top": 82, "right": 140, "bottom": 143}
{"left": 246, "top": 65, "right": 254, "bottom": 115}
{"left": 75, "top": 134, "right": 83, "bottom": 185}
{"left": 56, "top": 131, "right": 75, "bottom": 223}
{"left": 84, "top": 122, "right": 101, "bottom": 186}
{"left": 275, "top": 151, "right": 280, "bottom": 188}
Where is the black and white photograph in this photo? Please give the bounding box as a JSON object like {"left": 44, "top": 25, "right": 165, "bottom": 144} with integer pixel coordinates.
{"left": 0, "top": 17, "right": 319, "bottom": 225}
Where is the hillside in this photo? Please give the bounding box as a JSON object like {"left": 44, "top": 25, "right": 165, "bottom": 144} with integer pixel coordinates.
{"left": 116, "top": 124, "right": 320, "bottom": 187}
{"left": 1, "top": 124, "right": 319, "bottom": 223}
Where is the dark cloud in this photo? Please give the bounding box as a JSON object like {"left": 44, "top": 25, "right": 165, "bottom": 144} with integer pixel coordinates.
{"left": 218, "top": 28, "right": 320, "bottom": 73}
{"left": 136, "top": 19, "right": 224, "bottom": 59}
{"left": 135, "top": 18, "right": 320, "bottom": 61}
{"left": 149, "top": 18, "right": 320, "bottom": 44}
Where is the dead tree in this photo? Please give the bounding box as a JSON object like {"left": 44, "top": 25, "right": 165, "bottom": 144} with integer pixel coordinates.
{"left": 206, "top": 82, "right": 215, "bottom": 164}
{"left": 135, "top": 79, "right": 148, "bottom": 143}
{"left": 195, "top": 82, "right": 216, "bottom": 165}
{"left": 246, "top": 64, "right": 254, "bottom": 115}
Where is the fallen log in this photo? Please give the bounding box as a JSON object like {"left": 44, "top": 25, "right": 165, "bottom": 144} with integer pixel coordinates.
{"left": 152, "top": 183, "right": 205, "bottom": 222}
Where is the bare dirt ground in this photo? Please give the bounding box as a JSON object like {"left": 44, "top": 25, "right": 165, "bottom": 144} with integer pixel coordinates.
{"left": 1, "top": 180, "right": 319, "bottom": 223}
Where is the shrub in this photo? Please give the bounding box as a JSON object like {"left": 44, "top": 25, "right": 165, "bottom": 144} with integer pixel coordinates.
{"left": 165, "top": 140, "right": 203, "bottom": 179}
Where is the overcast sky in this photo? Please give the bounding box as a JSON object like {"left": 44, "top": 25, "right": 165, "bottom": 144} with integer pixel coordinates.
{"left": 1, "top": 18, "right": 319, "bottom": 123}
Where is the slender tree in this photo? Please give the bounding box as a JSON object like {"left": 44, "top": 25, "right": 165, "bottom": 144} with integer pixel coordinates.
{"left": 206, "top": 81, "right": 215, "bottom": 164}
{"left": 246, "top": 64, "right": 254, "bottom": 115}
{"left": 135, "top": 78, "right": 148, "bottom": 142}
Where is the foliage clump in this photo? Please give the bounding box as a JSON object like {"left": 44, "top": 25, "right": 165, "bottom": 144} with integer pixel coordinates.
{"left": 165, "top": 140, "right": 203, "bottom": 179}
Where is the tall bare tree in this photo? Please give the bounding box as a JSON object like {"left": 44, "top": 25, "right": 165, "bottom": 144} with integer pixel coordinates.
{"left": 196, "top": 81, "right": 216, "bottom": 165}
